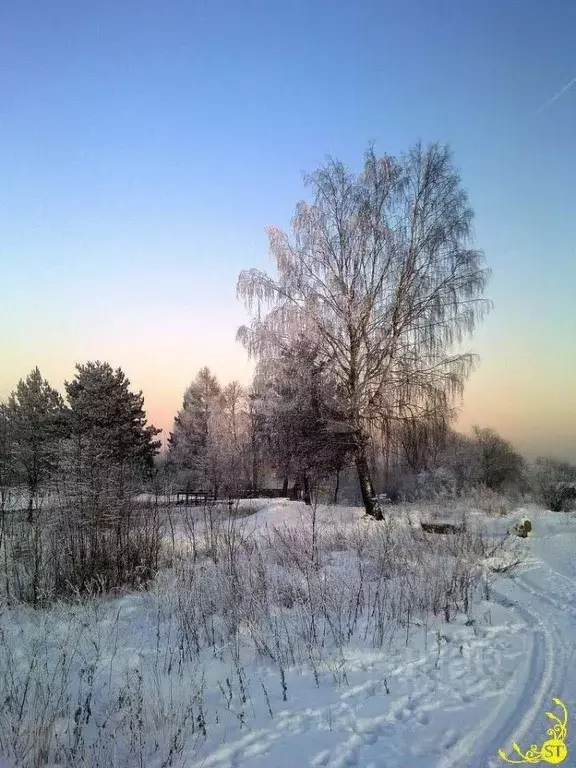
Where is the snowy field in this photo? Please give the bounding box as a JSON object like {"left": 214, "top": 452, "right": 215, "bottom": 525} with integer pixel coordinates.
{"left": 0, "top": 500, "right": 575, "bottom": 767}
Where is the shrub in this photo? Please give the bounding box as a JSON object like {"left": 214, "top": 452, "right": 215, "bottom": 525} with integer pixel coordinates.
{"left": 463, "top": 485, "right": 512, "bottom": 516}
{"left": 472, "top": 427, "right": 525, "bottom": 493}
{"left": 398, "top": 467, "right": 459, "bottom": 501}
{"left": 0, "top": 490, "right": 165, "bottom": 606}
{"left": 532, "top": 458, "right": 576, "bottom": 512}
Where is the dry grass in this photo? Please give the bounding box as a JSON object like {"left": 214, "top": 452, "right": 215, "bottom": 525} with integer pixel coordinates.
{"left": 0, "top": 500, "right": 523, "bottom": 766}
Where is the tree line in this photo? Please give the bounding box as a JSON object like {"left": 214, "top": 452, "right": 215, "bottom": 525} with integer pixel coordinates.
{"left": 2, "top": 141, "right": 575, "bottom": 523}
{"left": 170, "top": 141, "right": 493, "bottom": 514}
{"left": 165, "top": 360, "right": 571, "bottom": 510}
{"left": 0, "top": 363, "right": 160, "bottom": 518}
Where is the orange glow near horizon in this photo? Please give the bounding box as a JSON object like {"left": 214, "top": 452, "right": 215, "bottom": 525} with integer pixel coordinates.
{"left": 2, "top": 330, "right": 576, "bottom": 463}
{"left": 2, "top": 307, "right": 575, "bottom": 463}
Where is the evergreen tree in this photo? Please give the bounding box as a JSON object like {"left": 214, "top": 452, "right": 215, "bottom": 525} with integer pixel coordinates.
{"left": 65, "top": 361, "right": 160, "bottom": 474}
{"left": 263, "top": 336, "right": 353, "bottom": 503}
{"left": 6, "top": 368, "right": 66, "bottom": 518}
{"left": 0, "top": 402, "right": 19, "bottom": 512}
{"left": 168, "top": 367, "right": 223, "bottom": 494}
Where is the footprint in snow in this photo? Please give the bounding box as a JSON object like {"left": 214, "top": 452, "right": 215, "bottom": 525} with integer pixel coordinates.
{"left": 404, "top": 696, "right": 419, "bottom": 711}
{"left": 441, "top": 729, "right": 459, "bottom": 750}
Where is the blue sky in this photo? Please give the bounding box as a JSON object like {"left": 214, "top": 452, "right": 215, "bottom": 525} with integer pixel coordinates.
{"left": 1, "top": 0, "right": 575, "bottom": 459}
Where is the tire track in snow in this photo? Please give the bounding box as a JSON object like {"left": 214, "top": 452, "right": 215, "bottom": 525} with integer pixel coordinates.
{"left": 437, "top": 579, "right": 563, "bottom": 768}
{"left": 514, "top": 568, "right": 576, "bottom": 620}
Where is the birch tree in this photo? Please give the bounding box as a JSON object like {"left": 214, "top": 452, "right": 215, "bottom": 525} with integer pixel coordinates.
{"left": 398, "top": 413, "right": 448, "bottom": 474}
{"left": 221, "top": 381, "right": 251, "bottom": 491}
{"left": 237, "top": 143, "right": 490, "bottom": 518}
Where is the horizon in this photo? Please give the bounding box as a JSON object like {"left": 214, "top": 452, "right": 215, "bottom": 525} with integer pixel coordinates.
{"left": 1, "top": 0, "right": 575, "bottom": 463}
{"left": 2, "top": 354, "right": 573, "bottom": 465}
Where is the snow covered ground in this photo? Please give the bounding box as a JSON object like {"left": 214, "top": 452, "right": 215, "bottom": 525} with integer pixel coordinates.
{"left": 0, "top": 501, "right": 575, "bottom": 767}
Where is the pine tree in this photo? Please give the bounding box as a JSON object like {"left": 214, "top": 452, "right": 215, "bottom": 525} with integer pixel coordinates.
{"left": 169, "top": 367, "right": 224, "bottom": 494}
{"left": 262, "top": 336, "right": 353, "bottom": 503}
{"left": 65, "top": 361, "right": 161, "bottom": 475}
{"left": 0, "top": 402, "right": 19, "bottom": 512}
{"left": 6, "top": 368, "right": 66, "bottom": 518}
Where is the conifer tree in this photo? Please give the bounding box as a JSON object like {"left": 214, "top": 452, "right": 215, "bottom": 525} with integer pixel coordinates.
{"left": 65, "top": 361, "right": 160, "bottom": 476}
{"left": 6, "top": 368, "right": 66, "bottom": 518}
{"left": 169, "top": 367, "right": 224, "bottom": 494}
{"left": 262, "top": 336, "right": 353, "bottom": 503}
{"left": 0, "top": 402, "right": 19, "bottom": 512}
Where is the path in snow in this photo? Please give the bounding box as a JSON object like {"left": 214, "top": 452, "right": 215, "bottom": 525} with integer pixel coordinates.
{"left": 192, "top": 511, "right": 576, "bottom": 768}
{"left": 426, "top": 511, "right": 576, "bottom": 768}
{"left": 443, "top": 571, "right": 575, "bottom": 767}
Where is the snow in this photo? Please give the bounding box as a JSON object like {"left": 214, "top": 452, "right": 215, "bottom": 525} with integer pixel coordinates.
{"left": 1, "top": 500, "right": 576, "bottom": 767}
{"left": 244, "top": 499, "right": 364, "bottom": 530}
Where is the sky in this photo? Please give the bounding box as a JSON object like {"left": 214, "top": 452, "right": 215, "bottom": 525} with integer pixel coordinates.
{"left": 1, "top": 0, "right": 575, "bottom": 461}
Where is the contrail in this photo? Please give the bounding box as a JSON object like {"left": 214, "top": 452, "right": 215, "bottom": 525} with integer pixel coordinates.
{"left": 537, "top": 74, "right": 576, "bottom": 113}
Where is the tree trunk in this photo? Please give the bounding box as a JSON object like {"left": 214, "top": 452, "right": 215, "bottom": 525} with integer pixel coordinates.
{"left": 282, "top": 477, "right": 288, "bottom": 496}
{"left": 27, "top": 487, "right": 35, "bottom": 524}
{"left": 355, "top": 437, "right": 382, "bottom": 520}
{"left": 251, "top": 446, "right": 259, "bottom": 493}
{"left": 303, "top": 475, "right": 312, "bottom": 506}
{"left": 333, "top": 468, "right": 340, "bottom": 505}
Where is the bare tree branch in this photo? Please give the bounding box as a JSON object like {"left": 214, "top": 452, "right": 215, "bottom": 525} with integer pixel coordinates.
{"left": 236, "top": 143, "right": 490, "bottom": 518}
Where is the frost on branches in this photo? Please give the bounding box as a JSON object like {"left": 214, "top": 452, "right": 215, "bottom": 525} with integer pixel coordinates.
{"left": 237, "top": 143, "right": 490, "bottom": 518}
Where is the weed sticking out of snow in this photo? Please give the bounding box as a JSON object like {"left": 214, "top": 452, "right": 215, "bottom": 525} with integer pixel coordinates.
{"left": 0, "top": 501, "right": 534, "bottom": 767}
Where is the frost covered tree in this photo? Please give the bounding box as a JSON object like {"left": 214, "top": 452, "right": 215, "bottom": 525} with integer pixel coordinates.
{"left": 237, "top": 143, "right": 490, "bottom": 518}
{"left": 170, "top": 369, "right": 273, "bottom": 497}
{"left": 221, "top": 381, "right": 252, "bottom": 492}
{"left": 532, "top": 457, "right": 576, "bottom": 512}
{"left": 246, "top": 383, "right": 271, "bottom": 493}
{"left": 6, "top": 368, "right": 67, "bottom": 518}
{"left": 0, "top": 402, "right": 19, "bottom": 513}
{"left": 259, "top": 335, "right": 353, "bottom": 503}
{"left": 169, "top": 367, "right": 226, "bottom": 495}
{"left": 65, "top": 362, "right": 160, "bottom": 495}
{"left": 472, "top": 426, "right": 525, "bottom": 492}
{"left": 398, "top": 414, "right": 449, "bottom": 474}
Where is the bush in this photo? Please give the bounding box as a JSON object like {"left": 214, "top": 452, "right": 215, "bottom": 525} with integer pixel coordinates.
{"left": 393, "top": 427, "right": 527, "bottom": 502}
{"left": 472, "top": 427, "right": 525, "bottom": 493}
{"left": 509, "top": 518, "right": 532, "bottom": 538}
{"left": 0, "top": 489, "right": 165, "bottom": 606}
{"left": 398, "top": 467, "right": 459, "bottom": 501}
{"left": 463, "top": 486, "right": 512, "bottom": 516}
{"left": 532, "top": 457, "right": 576, "bottom": 512}
{"left": 0, "top": 500, "right": 523, "bottom": 766}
